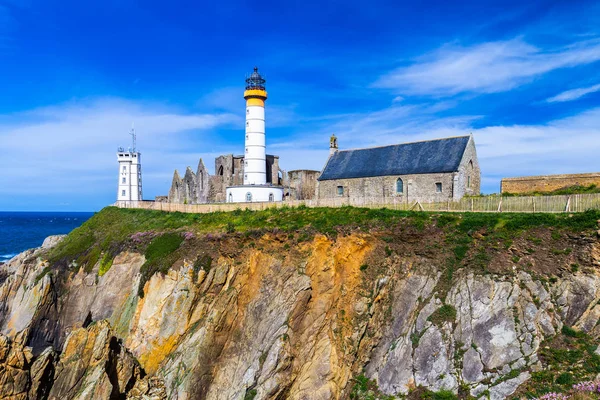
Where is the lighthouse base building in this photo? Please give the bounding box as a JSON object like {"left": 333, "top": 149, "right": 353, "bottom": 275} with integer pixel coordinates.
{"left": 226, "top": 185, "right": 283, "bottom": 203}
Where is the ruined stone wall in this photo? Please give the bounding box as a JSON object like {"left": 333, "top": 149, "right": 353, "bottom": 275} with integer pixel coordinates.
{"left": 167, "top": 154, "right": 282, "bottom": 204}
{"left": 287, "top": 170, "right": 320, "bottom": 200}
{"left": 266, "top": 155, "right": 280, "bottom": 185}
{"left": 232, "top": 156, "right": 244, "bottom": 186}
{"left": 317, "top": 172, "right": 457, "bottom": 203}
{"left": 501, "top": 173, "right": 600, "bottom": 194}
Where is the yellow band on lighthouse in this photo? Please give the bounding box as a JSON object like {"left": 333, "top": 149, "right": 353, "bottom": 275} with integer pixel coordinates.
{"left": 244, "top": 89, "right": 268, "bottom": 100}
{"left": 246, "top": 98, "right": 265, "bottom": 107}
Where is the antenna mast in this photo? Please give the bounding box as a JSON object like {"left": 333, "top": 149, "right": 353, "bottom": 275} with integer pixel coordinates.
{"left": 129, "top": 123, "right": 136, "bottom": 152}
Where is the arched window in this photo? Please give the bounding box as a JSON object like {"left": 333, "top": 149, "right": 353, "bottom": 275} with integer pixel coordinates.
{"left": 468, "top": 160, "right": 473, "bottom": 188}
{"left": 246, "top": 192, "right": 252, "bottom": 202}
{"left": 218, "top": 166, "right": 224, "bottom": 176}
{"left": 269, "top": 193, "right": 274, "bottom": 202}
{"left": 228, "top": 193, "right": 233, "bottom": 203}
{"left": 396, "top": 178, "right": 404, "bottom": 193}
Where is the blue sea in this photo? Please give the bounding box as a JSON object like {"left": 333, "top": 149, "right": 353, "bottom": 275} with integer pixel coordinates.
{"left": 0, "top": 212, "right": 94, "bottom": 262}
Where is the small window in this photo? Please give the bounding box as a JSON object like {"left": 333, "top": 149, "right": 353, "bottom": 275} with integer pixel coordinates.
{"left": 122, "top": 177, "right": 126, "bottom": 184}
{"left": 121, "top": 190, "right": 126, "bottom": 196}
{"left": 245, "top": 161, "right": 248, "bottom": 166}
{"left": 468, "top": 176, "right": 471, "bottom": 188}
{"left": 246, "top": 108, "right": 249, "bottom": 114}
{"left": 228, "top": 193, "right": 233, "bottom": 203}
{"left": 436, "top": 182, "right": 442, "bottom": 193}
{"left": 246, "top": 121, "right": 249, "bottom": 127}
{"left": 122, "top": 166, "right": 126, "bottom": 172}
{"left": 246, "top": 135, "right": 249, "bottom": 140}
{"left": 269, "top": 193, "right": 274, "bottom": 202}
{"left": 245, "top": 148, "right": 248, "bottom": 153}
{"left": 337, "top": 186, "right": 344, "bottom": 196}
{"left": 396, "top": 178, "right": 403, "bottom": 193}
{"left": 246, "top": 192, "right": 252, "bottom": 202}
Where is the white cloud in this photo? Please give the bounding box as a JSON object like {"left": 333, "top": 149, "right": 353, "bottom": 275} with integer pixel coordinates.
{"left": 270, "top": 99, "right": 600, "bottom": 193}
{"left": 0, "top": 98, "right": 239, "bottom": 207}
{"left": 546, "top": 83, "right": 600, "bottom": 102}
{"left": 374, "top": 38, "right": 600, "bottom": 96}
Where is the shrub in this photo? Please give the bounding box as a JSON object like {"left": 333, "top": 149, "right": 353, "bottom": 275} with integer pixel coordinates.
{"left": 556, "top": 373, "right": 574, "bottom": 385}
{"left": 244, "top": 389, "right": 257, "bottom": 400}
{"left": 428, "top": 304, "right": 457, "bottom": 327}
{"left": 421, "top": 389, "right": 459, "bottom": 400}
{"left": 562, "top": 325, "right": 586, "bottom": 339}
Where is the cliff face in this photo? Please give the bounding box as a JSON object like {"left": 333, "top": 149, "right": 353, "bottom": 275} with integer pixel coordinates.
{"left": 1, "top": 208, "right": 600, "bottom": 400}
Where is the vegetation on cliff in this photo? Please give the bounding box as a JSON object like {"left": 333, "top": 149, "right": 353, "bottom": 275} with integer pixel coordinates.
{"left": 45, "top": 206, "right": 600, "bottom": 295}
{"left": 27, "top": 205, "right": 600, "bottom": 399}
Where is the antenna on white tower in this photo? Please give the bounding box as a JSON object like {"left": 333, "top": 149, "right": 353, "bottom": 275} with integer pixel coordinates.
{"left": 129, "top": 123, "right": 136, "bottom": 152}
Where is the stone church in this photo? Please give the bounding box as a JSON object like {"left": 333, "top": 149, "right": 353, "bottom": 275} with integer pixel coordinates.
{"left": 317, "top": 135, "right": 480, "bottom": 202}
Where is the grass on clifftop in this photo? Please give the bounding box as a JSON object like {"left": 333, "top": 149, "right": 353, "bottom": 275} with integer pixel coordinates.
{"left": 45, "top": 206, "right": 600, "bottom": 287}
{"left": 503, "top": 184, "right": 600, "bottom": 197}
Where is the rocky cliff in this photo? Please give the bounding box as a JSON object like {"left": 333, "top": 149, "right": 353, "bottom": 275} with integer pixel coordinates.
{"left": 1, "top": 207, "right": 600, "bottom": 400}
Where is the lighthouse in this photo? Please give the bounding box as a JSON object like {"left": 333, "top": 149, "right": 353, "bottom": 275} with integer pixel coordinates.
{"left": 226, "top": 67, "right": 283, "bottom": 203}
{"left": 244, "top": 67, "right": 268, "bottom": 185}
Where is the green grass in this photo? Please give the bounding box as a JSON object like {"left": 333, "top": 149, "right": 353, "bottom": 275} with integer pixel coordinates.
{"left": 243, "top": 389, "right": 257, "bottom": 400}
{"left": 420, "top": 389, "right": 459, "bottom": 400}
{"left": 138, "top": 233, "right": 184, "bottom": 297}
{"left": 428, "top": 304, "right": 457, "bottom": 327}
{"left": 349, "top": 375, "right": 396, "bottom": 400}
{"left": 98, "top": 253, "right": 114, "bottom": 277}
{"left": 503, "top": 184, "right": 600, "bottom": 197}
{"left": 33, "top": 266, "right": 52, "bottom": 286}
{"left": 522, "top": 325, "right": 600, "bottom": 397}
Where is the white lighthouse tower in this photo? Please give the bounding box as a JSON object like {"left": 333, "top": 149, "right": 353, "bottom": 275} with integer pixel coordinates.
{"left": 226, "top": 67, "right": 283, "bottom": 203}
{"left": 116, "top": 126, "right": 143, "bottom": 203}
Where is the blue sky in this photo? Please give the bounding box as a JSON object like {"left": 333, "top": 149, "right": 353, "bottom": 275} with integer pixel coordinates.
{"left": 1, "top": 0, "right": 599, "bottom": 211}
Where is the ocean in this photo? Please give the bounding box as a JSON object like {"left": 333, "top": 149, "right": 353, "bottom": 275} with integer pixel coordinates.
{"left": 0, "top": 212, "right": 94, "bottom": 262}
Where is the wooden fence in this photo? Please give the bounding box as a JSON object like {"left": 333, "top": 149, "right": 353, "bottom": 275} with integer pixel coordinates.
{"left": 114, "top": 193, "right": 600, "bottom": 214}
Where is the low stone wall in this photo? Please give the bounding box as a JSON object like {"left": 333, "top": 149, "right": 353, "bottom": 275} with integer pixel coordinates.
{"left": 317, "top": 173, "right": 457, "bottom": 203}
{"left": 501, "top": 173, "right": 600, "bottom": 194}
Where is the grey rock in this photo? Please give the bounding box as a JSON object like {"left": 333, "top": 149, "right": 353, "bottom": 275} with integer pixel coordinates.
{"left": 41, "top": 235, "right": 66, "bottom": 249}
{"left": 489, "top": 372, "right": 530, "bottom": 400}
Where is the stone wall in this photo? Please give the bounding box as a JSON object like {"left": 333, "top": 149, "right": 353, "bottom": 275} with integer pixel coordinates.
{"left": 501, "top": 173, "right": 600, "bottom": 194}
{"left": 454, "top": 136, "right": 481, "bottom": 200}
{"left": 286, "top": 170, "right": 320, "bottom": 200}
{"left": 317, "top": 172, "right": 457, "bottom": 203}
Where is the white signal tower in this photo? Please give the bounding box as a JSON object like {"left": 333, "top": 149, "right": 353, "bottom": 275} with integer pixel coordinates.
{"left": 116, "top": 125, "right": 143, "bottom": 202}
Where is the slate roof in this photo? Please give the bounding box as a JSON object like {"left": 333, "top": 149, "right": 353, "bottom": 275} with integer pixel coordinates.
{"left": 318, "top": 136, "right": 470, "bottom": 181}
